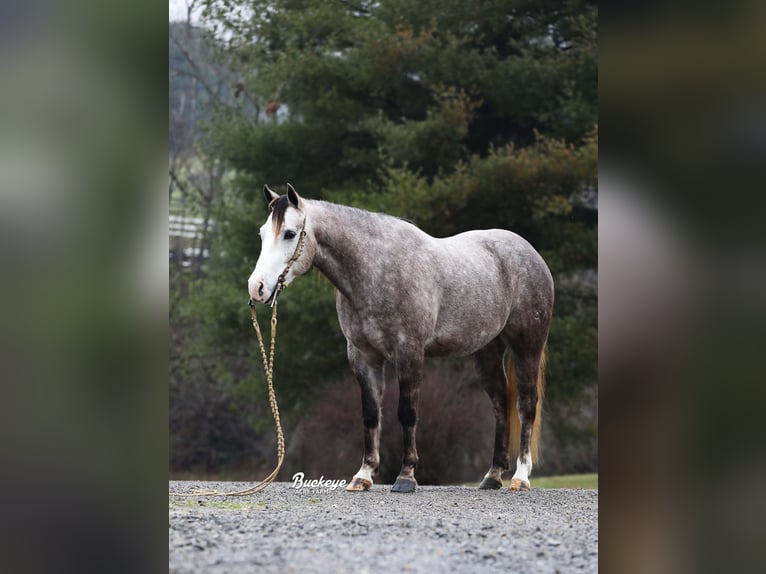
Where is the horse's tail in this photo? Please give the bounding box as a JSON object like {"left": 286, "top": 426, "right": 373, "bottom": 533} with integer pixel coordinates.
{"left": 507, "top": 346, "right": 546, "bottom": 465}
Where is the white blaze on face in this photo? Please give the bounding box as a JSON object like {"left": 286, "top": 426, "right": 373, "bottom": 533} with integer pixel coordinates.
{"left": 248, "top": 207, "right": 304, "bottom": 303}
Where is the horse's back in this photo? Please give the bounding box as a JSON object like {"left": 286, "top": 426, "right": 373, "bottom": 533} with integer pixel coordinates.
{"left": 436, "top": 228, "right": 552, "bottom": 294}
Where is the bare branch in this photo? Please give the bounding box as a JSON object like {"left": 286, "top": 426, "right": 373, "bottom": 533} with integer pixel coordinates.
{"left": 171, "top": 35, "right": 227, "bottom": 108}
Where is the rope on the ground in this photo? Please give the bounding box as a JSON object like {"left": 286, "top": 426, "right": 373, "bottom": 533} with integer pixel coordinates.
{"left": 170, "top": 303, "right": 284, "bottom": 497}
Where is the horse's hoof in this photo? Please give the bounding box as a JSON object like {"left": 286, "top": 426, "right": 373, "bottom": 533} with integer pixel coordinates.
{"left": 345, "top": 477, "right": 372, "bottom": 491}
{"left": 479, "top": 477, "right": 503, "bottom": 490}
{"left": 509, "top": 478, "right": 530, "bottom": 491}
{"left": 391, "top": 478, "right": 417, "bottom": 493}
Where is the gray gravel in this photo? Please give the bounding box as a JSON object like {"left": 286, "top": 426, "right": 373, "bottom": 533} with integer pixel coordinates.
{"left": 169, "top": 481, "right": 597, "bottom": 573}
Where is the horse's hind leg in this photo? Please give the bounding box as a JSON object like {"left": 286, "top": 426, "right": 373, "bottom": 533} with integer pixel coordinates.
{"left": 474, "top": 338, "right": 510, "bottom": 489}
{"left": 507, "top": 342, "right": 546, "bottom": 492}
{"left": 345, "top": 344, "right": 385, "bottom": 492}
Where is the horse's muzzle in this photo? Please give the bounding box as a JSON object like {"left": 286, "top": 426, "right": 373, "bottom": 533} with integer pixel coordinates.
{"left": 249, "top": 287, "right": 277, "bottom": 307}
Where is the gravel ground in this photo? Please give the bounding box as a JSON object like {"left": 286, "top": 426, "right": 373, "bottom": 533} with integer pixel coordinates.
{"left": 169, "top": 481, "right": 597, "bottom": 573}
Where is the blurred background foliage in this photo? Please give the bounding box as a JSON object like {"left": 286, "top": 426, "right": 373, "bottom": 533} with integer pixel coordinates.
{"left": 170, "top": 0, "right": 597, "bottom": 480}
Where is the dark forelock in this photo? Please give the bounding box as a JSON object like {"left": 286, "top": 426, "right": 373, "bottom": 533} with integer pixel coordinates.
{"left": 271, "top": 195, "right": 290, "bottom": 238}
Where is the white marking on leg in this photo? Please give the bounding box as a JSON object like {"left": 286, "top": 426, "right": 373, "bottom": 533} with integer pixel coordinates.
{"left": 353, "top": 464, "right": 374, "bottom": 483}
{"left": 511, "top": 455, "right": 532, "bottom": 484}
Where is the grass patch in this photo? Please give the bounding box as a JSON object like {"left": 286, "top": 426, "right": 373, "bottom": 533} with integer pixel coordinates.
{"left": 461, "top": 473, "right": 597, "bottom": 490}
{"left": 533, "top": 473, "right": 597, "bottom": 489}
{"left": 169, "top": 499, "right": 269, "bottom": 510}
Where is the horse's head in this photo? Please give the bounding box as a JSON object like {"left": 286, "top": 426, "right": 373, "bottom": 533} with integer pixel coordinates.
{"left": 248, "top": 183, "right": 315, "bottom": 305}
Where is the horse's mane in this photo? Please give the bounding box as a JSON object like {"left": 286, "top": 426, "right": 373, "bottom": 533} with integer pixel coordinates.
{"left": 273, "top": 196, "right": 419, "bottom": 238}
{"left": 314, "top": 199, "right": 421, "bottom": 231}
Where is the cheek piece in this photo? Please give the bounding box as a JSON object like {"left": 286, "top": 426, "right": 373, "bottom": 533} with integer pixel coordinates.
{"left": 249, "top": 217, "right": 307, "bottom": 309}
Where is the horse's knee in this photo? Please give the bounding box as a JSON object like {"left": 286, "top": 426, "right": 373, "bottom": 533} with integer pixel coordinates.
{"left": 356, "top": 368, "right": 384, "bottom": 428}
{"left": 362, "top": 404, "right": 380, "bottom": 429}
{"left": 397, "top": 398, "right": 417, "bottom": 427}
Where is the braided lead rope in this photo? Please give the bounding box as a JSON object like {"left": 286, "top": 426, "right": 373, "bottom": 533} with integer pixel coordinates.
{"left": 170, "top": 216, "right": 307, "bottom": 498}
{"left": 170, "top": 303, "right": 284, "bottom": 497}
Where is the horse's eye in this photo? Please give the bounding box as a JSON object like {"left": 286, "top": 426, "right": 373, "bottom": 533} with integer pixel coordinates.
{"left": 283, "top": 230, "right": 296, "bottom": 240}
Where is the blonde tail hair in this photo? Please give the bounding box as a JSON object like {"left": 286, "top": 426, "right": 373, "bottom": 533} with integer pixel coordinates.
{"left": 507, "top": 347, "right": 546, "bottom": 464}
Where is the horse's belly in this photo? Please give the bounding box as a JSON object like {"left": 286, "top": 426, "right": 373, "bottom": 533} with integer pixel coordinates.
{"left": 425, "top": 314, "right": 505, "bottom": 357}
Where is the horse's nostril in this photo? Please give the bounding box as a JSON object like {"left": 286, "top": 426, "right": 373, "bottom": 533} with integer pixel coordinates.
{"left": 258, "top": 281, "right": 264, "bottom": 296}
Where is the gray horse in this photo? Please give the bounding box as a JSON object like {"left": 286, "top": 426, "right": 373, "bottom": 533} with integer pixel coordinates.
{"left": 248, "top": 184, "right": 553, "bottom": 493}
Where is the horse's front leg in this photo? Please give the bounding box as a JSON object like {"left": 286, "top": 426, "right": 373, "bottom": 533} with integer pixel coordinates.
{"left": 346, "top": 345, "right": 385, "bottom": 492}
{"left": 391, "top": 353, "right": 423, "bottom": 493}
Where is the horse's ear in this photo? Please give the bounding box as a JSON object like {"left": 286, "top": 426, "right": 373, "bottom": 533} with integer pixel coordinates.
{"left": 286, "top": 183, "right": 303, "bottom": 210}
{"left": 263, "top": 184, "right": 279, "bottom": 209}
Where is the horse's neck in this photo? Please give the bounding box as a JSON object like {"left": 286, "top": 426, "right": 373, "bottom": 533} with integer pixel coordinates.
{"left": 308, "top": 201, "right": 387, "bottom": 302}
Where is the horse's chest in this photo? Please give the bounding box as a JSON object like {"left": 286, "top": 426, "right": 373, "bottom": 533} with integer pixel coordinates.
{"left": 336, "top": 299, "right": 414, "bottom": 359}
